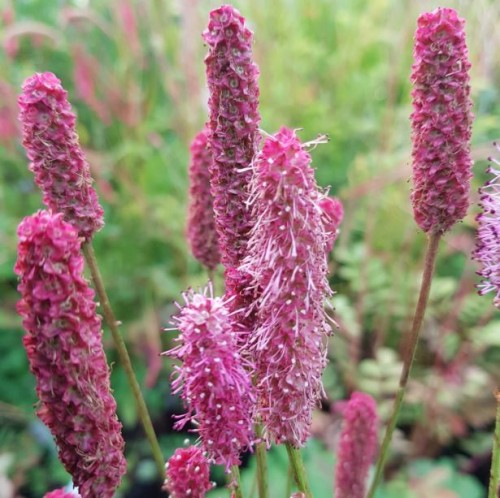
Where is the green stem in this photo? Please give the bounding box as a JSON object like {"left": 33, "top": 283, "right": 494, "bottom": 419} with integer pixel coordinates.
{"left": 488, "top": 390, "right": 500, "bottom": 498}
{"left": 285, "top": 443, "right": 312, "bottom": 498}
{"left": 82, "top": 242, "right": 165, "bottom": 478}
{"left": 255, "top": 424, "right": 269, "bottom": 498}
{"left": 230, "top": 465, "right": 243, "bottom": 498}
{"left": 367, "top": 231, "right": 441, "bottom": 498}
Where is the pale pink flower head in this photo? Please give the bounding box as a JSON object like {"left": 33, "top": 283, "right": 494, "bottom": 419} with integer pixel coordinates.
{"left": 334, "top": 392, "right": 378, "bottom": 498}
{"left": 472, "top": 145, "right": 500, "bottom": 308}
{"left": 163, "top": 446, "right": 213, "bottom": 498}
{"left": 410, "top": 8, "right": 473, "bottom": 234}
{"left": 240, "top": 127, "right": 333, "bottom": 446}
{"left": 186, "top": 128, "right": 220, "bottom": 271}
{"left": 319, "top": 196, "right": 344, "bottom": 253}
{"left": 18, "top": 72, "right": 104, "bottom": 240}
{"left": 15, "top": 211, "right": 126, "bottom": 498}
{"left": 203, "top": 5, "right": 261, "bottom": 268}
{"left": 165, "top": 288, "right": 255, "bottom": 470}
{"left": 44, "top": 490, "right": 79, "bottom": 498}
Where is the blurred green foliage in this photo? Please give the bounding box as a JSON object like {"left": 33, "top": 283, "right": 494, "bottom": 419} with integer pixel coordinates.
{"left": 0, "top": 0, "right": 499, "bottom": 495}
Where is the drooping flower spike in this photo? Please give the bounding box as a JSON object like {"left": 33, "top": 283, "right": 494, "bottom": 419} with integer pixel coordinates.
{"left": 163, "top": 446, "right": 214, "bottom": 498}
{"left": 18, "top": 72, "right": 104, "bottom": 240}
{"left": 472, "top": 145, "right": 500, "bottom": 308}
{"left": 240, "top": 127, "right": 333, "bottom": 446}
{"left": 15, "top": 211, "right": 126, "bottom": 498}
{"left": 186, "top": 128, "right": 220, "bottom": 271}
{"left": 334, "top": 392, "right": 378, "bottom": 498}
{"left": 410, "top": 7, "right": 473, "bottom": 234}
{"left": 164, "top": 287, "right": 255, "bottom": 470}
{"left": 203, "top": 4, "right": 261, "bottom": 268}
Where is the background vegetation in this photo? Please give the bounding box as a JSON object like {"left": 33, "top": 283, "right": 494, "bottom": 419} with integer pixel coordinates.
{"left": 0, "top": 0, "right": 499, "bottom": 496}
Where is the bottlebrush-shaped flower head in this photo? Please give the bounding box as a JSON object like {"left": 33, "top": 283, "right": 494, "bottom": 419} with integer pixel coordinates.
{"left": 44, "top": 490, "right": 80, "bottom": 498}
{"left": 203, "top": 5, "right": 261, "bottom": 268}
{"left": 15, "top": 211, "right": 126, "bottom": 498}
{"left": 240, "top": 127, "right": 333, "bottom": 446}
{"left": 410, "top": 8, "right": 473, "bottom": 234}
{"left": 165, "top": 288, "right": 255, "bottom": 469}
{"left": 187, "top": 128, "right": 220, "bottom": 270}
{"left": 472, "top": 146, "right": 500, "bottom": 308}
{"left": 18, "top": 72, "right": 104, "bottom": 240}
{"left": 334, "top": 392, "right": 378, "bottom": 498}
{"left": 319, "top": 196, "right": 344, "bottom": 253}
{"left": 163, "top": 446, "right": 213, "bottom": 498}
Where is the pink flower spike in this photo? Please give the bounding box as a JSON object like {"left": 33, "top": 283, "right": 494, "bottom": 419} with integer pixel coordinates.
{"left": 44, "top": 490, "right": 80, "bottom": 498}
{"left": 163, "top": 446, "right": 213, "bottom": 498}
{"left": 186, "top": 128, "right": 220, "bottom": 270}
{"left": 165, "top": 288, "right": 255, "bottom": 470}
{"left": 240, "top": 127, "right": 333, "bottom": 446}
{"left": 472, "top": 145, "right": 500, "bottom": 308}
{"left": 410, "top": 8, "right": 473, "bottom": 234}
{"left": 203, "top": 5, "right": 261, "bottom": 268}
{"left": 18, "top": 72, "right": 104, "bottom": 240}
{"left": 334, "top": 392, "right": 378, "bottom": 498}
{"left": 15, "top": 211, "right": 126, "bottom": 498}
{"left": 319, "top": 196, "right": 344, "bottom": 253}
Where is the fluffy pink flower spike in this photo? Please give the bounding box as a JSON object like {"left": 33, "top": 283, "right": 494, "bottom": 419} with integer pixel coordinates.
{"left": 44, "top": 490, "right": 80, "bottom": 498}
{"left": 186, "top": 128, "right": 220, "bottom": 270}
{"left": 203, "top": 5, "right": 261, "bottom": 268}
{"left": 240, "top": 127, "right": 333, "bottom": 446}
{"left": 334, "top": 392, "right": 378, "bottom": 498}
{"left": 472, "top": 145, "right": 500, "bottom": 308}
{"left": 163, "top": 446, "right": 214, "bottom": 498}
{"left": 319, "top": 196, "right": 344, "bottom": 253}
{"left": 18, "top": 72, "right": 104, "bottom": 240}
{"left": 15, "top": 211, "right": 126, "bottom": 498}
{"left": 410, "top": 8, "right": 473, "bottom": 234}
{"left": 165, "top": 288, "right": 255, "bottom": 470}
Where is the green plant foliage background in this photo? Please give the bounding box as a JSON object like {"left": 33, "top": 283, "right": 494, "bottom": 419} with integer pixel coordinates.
{"left": 0, "top": 0, "right": 498, "bottom": 495}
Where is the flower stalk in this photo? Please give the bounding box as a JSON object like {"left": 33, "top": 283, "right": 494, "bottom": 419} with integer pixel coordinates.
{"left": 255, "top": 423, "right": 269, "bottom": 498}
{"left": 285, "top": 443, "right": 312, "bottom": 498}
{"left": 82, "top": 242, "right": 164, "bottom": 477}
{"left": 488, "top": 390, "right": 500, "bottom": 498}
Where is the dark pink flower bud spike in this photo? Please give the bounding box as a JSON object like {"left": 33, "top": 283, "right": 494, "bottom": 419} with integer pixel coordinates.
{"left": 18, "top": 72, "right": 104, "bottom": 240}
{"left": 203, "top": 5, "right": 261, "bottom": 269}
{"left": 334, "top": 392, "right": 378, "bottom": 498}
{"left": 15, "top": 211, "right": 126, "bottom": 498}
{"left": 186, "top": 128, "right": 220, "bottom": 271}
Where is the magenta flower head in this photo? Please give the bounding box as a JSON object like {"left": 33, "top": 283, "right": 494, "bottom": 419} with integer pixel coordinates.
{"left": 186, "top": 128, "right": 220, "bottom": 271}
{"left": 472, "top": 146, "right": 500, "bottom": 308}
{"left": 203, "top": 5, "right": 261, "bottom": 268}
{"left": 15, "top": 211, "right": 126, "bottom": 498}
{"left": 18, "top": 72, "right": 104, "bottom": 240}
{"left": 410, "top": 8, "right": 473, "bottom": 234}
{"left": 44, "top": 490, "right": 79, "bottom": 498}
{"left": 240, "top": 127, "right": 333, "bottom": 446}
{"left": 165, "top": 287, "right": 255, "bottom": 470}
{"left": 334, "top": 392, "right": 378, "bottom": 498}
{"left": 163, "top": 446, "right": 213, "bottom": 498}
{"left": 319, "top": 196, "right": 344, "bottom": 253}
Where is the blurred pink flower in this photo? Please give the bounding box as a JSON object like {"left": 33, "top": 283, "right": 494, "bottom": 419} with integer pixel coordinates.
{"left": 334, "top": 392, "right": 378, "bottom": 498}
{"left": 165, "top": 288, "right": 255, "bottom": 469}
{"left": 15, "top": 211, "right": 126, "bottom": 498}
{"left": 186, "top": 128, "right": 220, "bottom": 271}
{"left": 472, "top": 145, "right": 500, "bottom": 308}
{"left": 203, "top": 4, "right": 261, "bottom": 268}
{"left": 240, "top": 127, "right": 333, "bottom": 446}
{"left": 163, "top": 446, "right": 213, "bottom": 498}
{"left": 319, "top": 196, "right": 344, "bottom": 253}
{"left": 44, "top": 490, "right": 79, "bottom": 498}
{"left": 410, "top": 7, "right": 473, "bottom": 234}
{"left": 18, "top": 72, "right": 104, "bottom": 240}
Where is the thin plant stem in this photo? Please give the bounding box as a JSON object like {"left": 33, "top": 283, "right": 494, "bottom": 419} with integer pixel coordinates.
{"left": 285, "top": 443, "right": 312, "bottom": 498}
{"left": 367, "top": 231, "right": 441, "bottom": 498}
{"left": 488, "top": 390, "right": 500, "bottom": 498}
{"left": 255, "top": 423, "right": 269, "bottom": 498}
{"left": 82, "top": 242, "right": 165, "bottom": 478}
{"left": 285, "top": 462, "right": 292, "bottom": 498}
{"left": 230, "top": 465, "right": 243, "bottom": 498}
